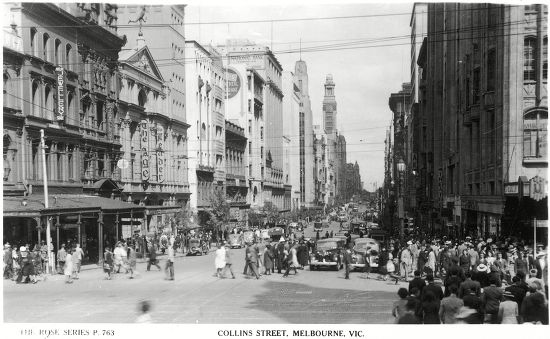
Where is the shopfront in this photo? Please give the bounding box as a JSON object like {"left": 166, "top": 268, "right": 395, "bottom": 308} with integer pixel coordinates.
{"left": 503, "top": 176, "right": 548, "bottom": 242}
{"left": 3, "top": 194, "right": 146, "bottom": 264}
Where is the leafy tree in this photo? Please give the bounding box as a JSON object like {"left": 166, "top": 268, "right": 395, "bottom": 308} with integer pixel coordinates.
{"left": 206, "top": 187, "right": 231, "bottom": 239}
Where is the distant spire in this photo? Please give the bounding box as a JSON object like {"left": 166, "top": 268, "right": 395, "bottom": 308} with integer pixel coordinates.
{"left": 299, "top": 38, "right": 302, "bottom": 61}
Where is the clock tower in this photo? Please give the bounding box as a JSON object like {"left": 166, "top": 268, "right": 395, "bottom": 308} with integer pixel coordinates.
{"left": 323, "top": 74, "right": 337, "bottom": 135}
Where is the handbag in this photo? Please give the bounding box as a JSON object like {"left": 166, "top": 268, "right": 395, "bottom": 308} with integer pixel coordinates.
{"left": 103, "top": 263, "right": 110, "bottom": 270}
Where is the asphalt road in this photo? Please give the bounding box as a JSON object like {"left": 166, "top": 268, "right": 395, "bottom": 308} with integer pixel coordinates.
{"left": 4, "top": 217, "right": 403, "bottom": 324}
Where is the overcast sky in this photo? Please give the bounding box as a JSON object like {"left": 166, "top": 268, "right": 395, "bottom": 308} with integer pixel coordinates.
{"left": 185, "top": 1, "right": 413, "bottom": 191}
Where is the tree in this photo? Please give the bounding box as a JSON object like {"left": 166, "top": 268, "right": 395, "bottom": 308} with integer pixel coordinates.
{"left": 263, "top": 202, "right": 279, "bottom": 225}
{"left": 206, "top": 187, "right": 231, "bottom": 240}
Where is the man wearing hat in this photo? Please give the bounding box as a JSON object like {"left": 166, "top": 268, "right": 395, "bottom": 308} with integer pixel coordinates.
{"left": 3, "top": 243, "right": 13, "bottom": 280}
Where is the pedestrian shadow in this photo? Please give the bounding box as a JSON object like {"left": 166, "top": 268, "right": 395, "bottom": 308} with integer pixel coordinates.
{"left": 246, "top": 280, "right": 396, "bottom": 324}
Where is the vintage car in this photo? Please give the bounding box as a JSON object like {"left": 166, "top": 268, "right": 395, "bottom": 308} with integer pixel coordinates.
{"left": 228, "top": 233, "right": 243, "bottom": 248}
{"left": 350, "top": 238, "right": 381, "bottom": 271}
{"left": 310, "top": 238, "right": 345, "bottom": 271}
{"left": 267, "top": 227, "right": 285, "bottom": 242}
{"left": 187, "top": 238, "right": 207, "bottom": 256}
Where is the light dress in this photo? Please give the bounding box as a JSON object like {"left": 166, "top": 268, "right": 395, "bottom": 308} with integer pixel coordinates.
{"left": 498, "top": 300, "right": 518, "bottom": 324}
{"left": 215, "top": 247, "right": 226, "bottom": 269}
{"left": 64, "top": 253, "right": 73, "bottom": 276}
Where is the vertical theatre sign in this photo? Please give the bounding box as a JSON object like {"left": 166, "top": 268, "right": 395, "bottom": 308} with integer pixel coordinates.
{"left": 156, "top": 125, "right": 166, "bottom": 183}
{"left": 140, "top": 120, "right": 150, "bottom": 182}
{"left": 55, "top": 67, "right": 67, "bottom": 121}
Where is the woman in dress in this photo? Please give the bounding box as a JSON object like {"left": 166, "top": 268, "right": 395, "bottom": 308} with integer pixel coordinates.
{"left": 214, "top": 244, "right": 226, "bottom": 278}
{"left": 263, "top": 244, "right": 274, "bottom": 275}
{"left": 64, "top": 248, "right": 73, "bottom": 284}
{"left": 498, "top": 291, "right": 518, "bottom": 324}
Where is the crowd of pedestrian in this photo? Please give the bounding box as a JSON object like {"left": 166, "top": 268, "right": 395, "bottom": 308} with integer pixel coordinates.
{"left": 389, "top": 235, "right": 548, "bottom": 325}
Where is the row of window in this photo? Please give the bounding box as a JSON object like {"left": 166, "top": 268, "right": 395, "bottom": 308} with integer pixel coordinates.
{"left": 29, "top": 27, "right": 74, "bottom": 70}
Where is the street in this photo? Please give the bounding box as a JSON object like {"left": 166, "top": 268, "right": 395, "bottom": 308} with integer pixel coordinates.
{"left": 4, "top": 220, "right": 400, "bottom": 324}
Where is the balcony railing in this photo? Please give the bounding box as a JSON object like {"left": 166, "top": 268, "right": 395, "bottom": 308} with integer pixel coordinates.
{"left": 213, "top": 111, "right": 224, "bottom": 127}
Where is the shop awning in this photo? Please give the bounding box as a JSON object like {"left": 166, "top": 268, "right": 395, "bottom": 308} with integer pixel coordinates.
{"left": 3, "top": 195, "right": 145, "bottom": 218}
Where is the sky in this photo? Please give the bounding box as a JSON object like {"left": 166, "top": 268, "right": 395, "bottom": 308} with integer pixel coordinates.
{"left": 184, "top": 0, "right": 413, "bottom": 191}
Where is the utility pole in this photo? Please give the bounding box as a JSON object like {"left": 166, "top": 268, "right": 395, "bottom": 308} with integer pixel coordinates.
{"left": 40, "top": 129, "right": 53, "bottom": 274}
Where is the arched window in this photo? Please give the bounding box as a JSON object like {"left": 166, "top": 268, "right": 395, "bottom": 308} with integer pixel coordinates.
{"left": 138, "top": 89, "right": 147, "bottom": 107}
{"left": 31, "top": 80, "right": 40, "bottom": 117}
{"left": 4, "top": 134, "right": 12, "bottom": 181}
{"left": 3, "top": 71, "right": 9, "bottom": 106}
{"left": 54, "top": 39, "right": 61, "bottom": 65}
{"left": 66, "top": 44, "right": 72, "bottom": 70}
{"left": 524, "top": 37, "right": 537, "bottom": 81}
{"left": 523, "top": 109, "right": 548, "bottom": 160}
{"left": 42, "top": 33, "right": 50, "bottom": 62}
{"left": 68, "top": 91, "right": 74, "bottom": 123}
{"left": 30, "top": 27, "right": 38, "bottom": 57}
{"left": 44, "top": 85, "right": 53, "bottom": 120}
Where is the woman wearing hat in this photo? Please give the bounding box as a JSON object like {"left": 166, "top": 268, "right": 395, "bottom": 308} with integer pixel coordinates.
{"left": 498, "top": 291, "right": 519, "bottom": 324}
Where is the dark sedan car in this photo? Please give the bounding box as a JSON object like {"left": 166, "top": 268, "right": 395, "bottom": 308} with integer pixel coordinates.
{"left": 310, "top": 238, "right": 345, "bottom": 271}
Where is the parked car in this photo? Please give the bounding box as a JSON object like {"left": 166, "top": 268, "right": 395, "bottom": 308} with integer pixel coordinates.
{"left": 310, "top": 238, "right": 345, "bottom": 271}
{"left": 350, "top": 238, "right": 380, "bottom": 271}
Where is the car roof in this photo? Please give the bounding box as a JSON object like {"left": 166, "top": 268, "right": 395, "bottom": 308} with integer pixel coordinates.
{"left": 317, "top": 237, "right": 344, "bottom": 243}
{"left": 355, "top": 238, "right": 378, "bottom": 244}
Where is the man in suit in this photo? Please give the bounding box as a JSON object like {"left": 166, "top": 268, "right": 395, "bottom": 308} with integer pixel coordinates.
{"left": 343, "top": 246, "right": 352, "bottom": 280}
{"left": 458, "top": 272, "right": 481, "bottom": 298}
{"left": 423, "top": 274, "right": 443, "bottom": 301}
{"left": 246, "top": 244, "right": 260, "bottom": 279}
{"left": 408, "top": 270, "right": 426, "bottom": 295}
{"left": 514, "top": 252, "right": 530, "bottom": 277}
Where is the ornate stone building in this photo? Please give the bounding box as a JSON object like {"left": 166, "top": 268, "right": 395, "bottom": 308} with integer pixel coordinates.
{"left": 3, "top": 3, "right": 144, "bottom": 263}
{"left": 116, "top": 34, "right": 190, "bottom": 233}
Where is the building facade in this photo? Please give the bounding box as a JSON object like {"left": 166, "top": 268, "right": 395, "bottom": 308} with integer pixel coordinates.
{"left": 407, "top": 3, "right": 548, "bottom": 239}
{"left": 388, "top": 83, "right": 412, "bottom": 237}
{"left": 225, "top": 120, "right": 249, "bottom": 224}
{"left": 3, "top": 3, "right": 146, "bottom": 264}
{"left": 295, "top": 60, "right": 315, "bottom": 207}
{"left": 282, "top": 71, "right": 301, "bottom": 211}
{"left": 322, "top": 75, "right": 337, "bottom": 205}
{"left": 335, "top": 133, "right": 347, "bottom": 202}
{"left": 218, "top": 40, "right": 288, "bottom": 211}
{"left": 116, "top": 35, "right": 190, "bottom": 233}
{"left": 184, "top": 41, "right": 226, "bottom": 224}
{"left": 313, "top": 125, "right": 328, "bottom": 206}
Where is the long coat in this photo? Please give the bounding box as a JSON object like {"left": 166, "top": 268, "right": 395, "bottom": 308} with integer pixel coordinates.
{"left": 263, "top": 247, "right": 274, "bottom": 270}
{"left": 297, "top": 244, "right": 309, "bottom": 267}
